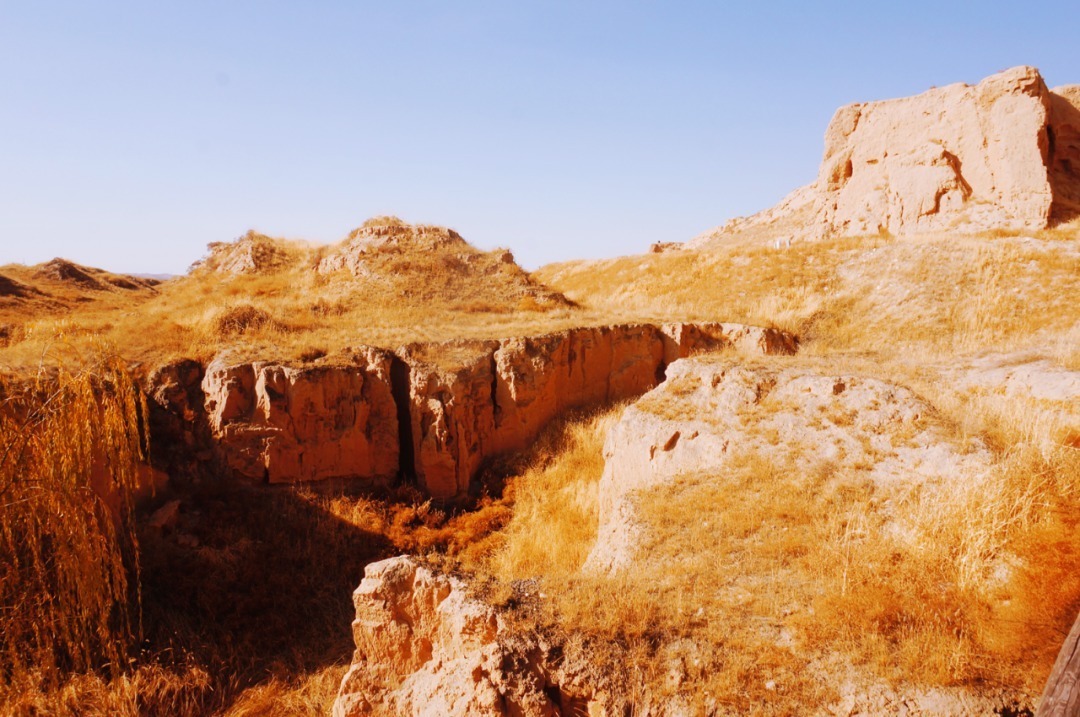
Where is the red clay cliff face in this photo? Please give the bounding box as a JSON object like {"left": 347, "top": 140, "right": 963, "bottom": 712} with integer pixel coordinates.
{"left": 188, "top": 323, "right": 797, "bottom": 498}
{"left": 201, "top": 347, "right": 399, "bottom": 484}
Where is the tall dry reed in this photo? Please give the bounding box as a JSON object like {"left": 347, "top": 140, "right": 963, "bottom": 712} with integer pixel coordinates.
{"left": 0, "top": 353, "right": 146, "bottom": 686}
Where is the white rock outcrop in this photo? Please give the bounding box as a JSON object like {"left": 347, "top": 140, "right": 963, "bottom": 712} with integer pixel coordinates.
{"left": 692, "top": 66, "right": 1080, "bottom": 247}
{"left": 585, "top": 359, "right": 992, "bottom": 573}
{"left": 333, "top": 557, "right": 561, "bottom": 717}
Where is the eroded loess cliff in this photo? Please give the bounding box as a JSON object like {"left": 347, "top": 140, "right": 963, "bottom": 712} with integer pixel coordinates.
{"left": 148, "top": 322, "right": 796, "bottom": 499}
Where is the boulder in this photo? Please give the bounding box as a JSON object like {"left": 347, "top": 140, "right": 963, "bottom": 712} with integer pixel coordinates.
{"left": 333, "top": 556, "right": 559, "bottom": 717}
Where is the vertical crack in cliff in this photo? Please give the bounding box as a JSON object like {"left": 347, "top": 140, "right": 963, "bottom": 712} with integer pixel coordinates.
{"left": 655, "top": 359, "right": 668, "bottom": 383}
{"left": 390, "top": 356, "right": 416, "bottom": 484}
{"left": 489, "top": 350, "right": 502, "bottom": 429}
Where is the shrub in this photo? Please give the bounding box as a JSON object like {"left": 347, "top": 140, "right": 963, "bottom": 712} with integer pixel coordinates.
{"left": 213, "top": 305, "right": 277, "bottom": 337}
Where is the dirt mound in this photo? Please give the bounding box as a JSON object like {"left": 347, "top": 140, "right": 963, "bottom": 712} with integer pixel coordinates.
{"left": 36, "top": 258, "right": 107, "bottom": 289}
{"left": 0, "top": 259, "right": 160, "bottom": 330}
{"left": 31, "top": 258, "right": 159, "bottom": 292}
{"left": 314, "top": 218, "right": 570, "bottom": 310}
{"left": 193, "top": 231, "right": 298, "bottom": 275}
{"left": 0, "top": 273, "right": 37, "bottom": 299}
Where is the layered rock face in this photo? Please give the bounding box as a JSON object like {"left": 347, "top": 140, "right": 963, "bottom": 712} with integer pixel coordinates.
{"left": 201, "top": 347, "right": 399, "bottom": 484}
{"left": 398, "top": 322, "right": 795, "bottom": 498}
{"left": 163, "top": 323, "right": 797, "bottom": 498}
{"left": 691, "top": 66, "right": 1080, "bottom": 247}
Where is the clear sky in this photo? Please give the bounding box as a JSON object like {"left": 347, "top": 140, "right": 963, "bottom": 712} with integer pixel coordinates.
{"left": 1, "top": 1, "right": 1078, "bottom": 274}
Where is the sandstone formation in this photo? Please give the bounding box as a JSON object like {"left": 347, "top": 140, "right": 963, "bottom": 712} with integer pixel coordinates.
{"left": 188, "top": 323, "right": 797, "bottom": 497}
{"left": 334, "top": 556, "right": 705, "bottom": 716}
{"left": 691, "top": 66, "right": 1080, "bottom": 247}
{"left": 818, "top": 65, "right": 1062, "bottom": 235}
{"left": 585, "top": 358, "right": 992, "bottom": 573}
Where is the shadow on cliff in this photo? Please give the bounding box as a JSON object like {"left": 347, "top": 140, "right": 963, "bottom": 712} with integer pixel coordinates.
{"left": 135, "top": 480, "right": 395, "bottom": 714}
{"left": 1048, "top": 91, "right": 1080, "bottom": 225}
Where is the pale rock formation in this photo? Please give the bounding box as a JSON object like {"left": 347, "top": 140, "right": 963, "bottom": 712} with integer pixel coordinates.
{"left": 318, "top": 220, "right": 469, "bottom": 275}
{"left": 954, "top": 357, "right": 1080, "bottom": 404}
{"left": 691, "top": 66, "right": 1080, "bottom": 248}
{"left": 334, "top": 556, "right": 697, "bottom": 716}
{"left": 585, "top": 358, "right": 991, "bottom": 573}
{"left": 201, "top": 348, "right": 399, "bottom": 483}
{"left": 333, "top": 556, "right": 560, "bottom": 717}
{"left": 195, "top": 232, "right": 295, "bottom": 275}
{"left": 818, "top": 65, "right": 1053, "bottom": 236}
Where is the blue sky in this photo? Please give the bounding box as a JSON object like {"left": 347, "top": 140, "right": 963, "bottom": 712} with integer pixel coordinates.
{"left": 1, "top": 1, "right": 1077, "bottom": 274}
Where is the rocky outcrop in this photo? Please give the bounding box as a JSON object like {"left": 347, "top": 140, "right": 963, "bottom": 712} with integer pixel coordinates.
{"left": 691, "top": 66, "right": 1080, "bottom": 247}
{"left": 317, "top": 219, "right": 470, "bottom": 275}
{"left": 158, "top": 323, "right": 796, "bottom": 497}
{"left": 585, "top": 358, "right": 991, "bottom": 573}
{"left": 818, "top": 66, "right": 1057, "bottom": 236}
{"left": 194, "top": 231, "right": 296, "bottom": 275}
{"left": 201, "top": 348, "right": 399, "bottom": 484}
{"left": 333, "top": 556, "right": 567, "bottom": 717}
{"left": 396, "top": 322, "right": 795, "bottom": 499}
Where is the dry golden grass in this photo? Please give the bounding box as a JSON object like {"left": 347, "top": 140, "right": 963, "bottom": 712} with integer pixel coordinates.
{"left": 538, "top": 228, "right": 1080, "bottom": 364}
{"left": 0, "top": 469, "right": 519, "bottom": 716}
{"left": 0, "top": 351, "right": 146, "bottom": 685}
{"left": 465, "top": 359, "right": 1080, "bottom": 712}
{"left": 0, "top": 222, "right": 590, "bottom": 371}
{"left": 1, "top": 217, "right": 1077, "bottom": 713}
